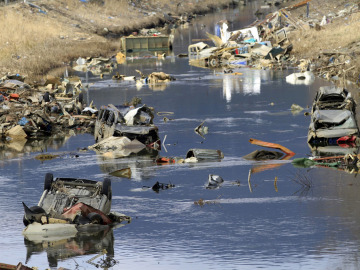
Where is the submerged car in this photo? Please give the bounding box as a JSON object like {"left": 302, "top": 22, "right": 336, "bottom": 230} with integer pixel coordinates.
{"left": 308, "top": 109, "right": 359, "bottom": 144}
{"left": 22, "top": 173, "right": 130, "bottom": 237}
{"left": 308, "top": 86, "right": 359, "bottom": 145}
{"left": 312, "top": 86, "right": 355, "bottom": 112}
{"left": 94, "top": 104, "right": 160, "bottom": 148}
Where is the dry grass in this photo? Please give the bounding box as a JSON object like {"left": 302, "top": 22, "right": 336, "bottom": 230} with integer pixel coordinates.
{"left": 289, "top": 12, "right": 360, "bottom": 59}
{"left": 0, "top": 0, "right": 237, "bottom": 81}
{"left": 0, "top": 3, "right": 114, "bottom": 80}
{"left": 287, "top": 9, "right": 360, "bottom": 82}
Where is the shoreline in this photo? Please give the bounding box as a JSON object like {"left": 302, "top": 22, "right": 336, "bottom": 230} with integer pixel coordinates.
{"left": 0, "top": 0, "right": 241, "bottom": 83}
{"left": 0, "top": 0, "right": 359, "bottom": 87}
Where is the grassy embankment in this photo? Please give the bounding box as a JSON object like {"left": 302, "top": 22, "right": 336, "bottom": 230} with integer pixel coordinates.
{"left": 0, "top": 0, "right": 236, "bottom": 83}
{"left": 286, "top": 1, "right": 360, "bottom": 83}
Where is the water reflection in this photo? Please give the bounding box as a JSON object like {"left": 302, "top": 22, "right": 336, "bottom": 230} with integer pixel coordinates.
{"left": 95, "top": 148, "right": 159, "bottom": 181}
{"left": 0, "top": 132, "right": 76, "bottom": 161}
{"left": 4, "top": 3, "right": 360, "bottom": 270}
{"left": 24, "top": 226, "right": 119, "bottom": 268}
{"left": 222, "top": 69, "right": 263, "bottom": 102}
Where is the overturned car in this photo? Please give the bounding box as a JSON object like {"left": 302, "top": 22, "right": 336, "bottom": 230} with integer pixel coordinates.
{"left": 22, "top": 173, "right": 130, "bottom": 238}
{"left": 94, "top": 104, "right": 160, "bottom": 148}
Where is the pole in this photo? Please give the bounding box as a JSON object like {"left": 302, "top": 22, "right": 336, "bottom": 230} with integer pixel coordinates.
{"left": 306, "top": 2, "right": 309, "bottom": 17}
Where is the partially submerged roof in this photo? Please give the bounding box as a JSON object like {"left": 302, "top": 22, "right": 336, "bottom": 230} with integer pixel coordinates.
{"left": 312, "top": 110, "right": 355, "bottom": 125}
{"left": 317, "top": 86, "right": 349, "bottom": 101}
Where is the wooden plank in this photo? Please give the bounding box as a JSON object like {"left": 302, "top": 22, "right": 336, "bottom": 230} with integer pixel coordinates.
{"left": 286, "top": 0, "right": 312, "bottom": 10}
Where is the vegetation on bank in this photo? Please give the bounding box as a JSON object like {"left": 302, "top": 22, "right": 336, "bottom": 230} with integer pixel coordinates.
{"left": 2, "top": 0, "right": 360, "bottom": 85}
{"left": 286, "top": 0, "right": 360, "bottom": 84}
{"left": 0, "top": 0, "right": 236, "bottom": 83}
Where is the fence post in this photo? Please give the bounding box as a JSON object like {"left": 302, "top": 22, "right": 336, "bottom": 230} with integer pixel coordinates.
{"left": 307, "top": 2, "right": 309, "bottom": 17}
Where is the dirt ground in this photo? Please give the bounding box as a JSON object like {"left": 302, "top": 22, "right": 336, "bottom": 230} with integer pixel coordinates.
{"left": 1, "top": 0, "right": 360, "bottom": 85}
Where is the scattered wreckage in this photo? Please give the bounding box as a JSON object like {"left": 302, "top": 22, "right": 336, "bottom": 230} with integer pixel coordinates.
{"left": 156, "top": 148, "right": 224, "bottom": 164}
{"left": 73, "top": 56, "right": 117, "bottom": 76}
{"left": 244, "top": 138, "right": 295, "bottom": 174}
{"left": 292, "top": 153, "right": 360, "bottom": 174}
{"left": 206, "top": 174, "right": 224, "bottom": 189}
{"left": 187, "top": 1, "right": 356, "bottom": 76}
{"left": 94, "top": 104, "right": 160, "bottom": 149}
{"left": 0, "top": 74, "right": 97, "bottom": 142}
{"left": 22, "top": 173, "right": 130, "bottom": 238}
{"left": 188, "top": 16, "right": 293, "bottom": 70}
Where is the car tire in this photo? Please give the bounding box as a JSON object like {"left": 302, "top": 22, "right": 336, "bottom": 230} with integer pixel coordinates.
{"left": 87, "top": 212, "right": 103, "bottom": 224}
{"left": 44, "top": 173, "right": 53, "bottom": 191}
{"left": 101, "top": 178, "right": 112, "bottom": 200}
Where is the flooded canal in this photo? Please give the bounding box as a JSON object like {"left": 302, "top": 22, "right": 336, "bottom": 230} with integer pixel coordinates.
{"left": 2, "top": 2, "right": 360, "bottom": 270}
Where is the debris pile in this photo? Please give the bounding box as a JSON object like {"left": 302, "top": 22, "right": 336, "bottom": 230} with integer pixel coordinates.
{"left": 187, "top": 1, "right": 360, "bottom": 85}
{"left": 188, "top": 18, "right": 293, "bottom": 70}
{"left": 73, "top": 56, "right": 117, "bottom": 76}
{"left": 0, "top": 74, "right": 97, "bottom": 142}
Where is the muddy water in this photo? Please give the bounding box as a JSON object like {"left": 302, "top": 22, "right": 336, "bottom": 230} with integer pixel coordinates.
{"left": 2, "top": 2, "right": 360, "bottom": 270}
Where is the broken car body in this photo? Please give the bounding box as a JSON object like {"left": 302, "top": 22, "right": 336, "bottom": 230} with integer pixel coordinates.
{"left": 311, "top": 86, "right": 355, "bottom": 112}
{"left": 94, "top": 104, "right": 160, "bottom": 148}
{"left": 308, "top": 86, "right": 359, "bottom": 145}
{"left": 22, "top": 173, "right": 130, "bottom": 238}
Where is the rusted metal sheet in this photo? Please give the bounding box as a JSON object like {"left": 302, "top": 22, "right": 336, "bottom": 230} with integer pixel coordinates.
{"left": 121, "top": 35, "right": 172, "bottom": 52}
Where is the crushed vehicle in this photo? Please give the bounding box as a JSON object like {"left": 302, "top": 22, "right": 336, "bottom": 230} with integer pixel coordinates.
{"left": 311, "top": 86, "right": 355, "bottom": 112}
{"left": 94, "top": 104, "right": 160, "bottom": 148}
{"left": 308, "top": 86, "right": 359, "bottom": 145}
{"left": 302, "top": 87, "right": 360, "bottom": 174}
{"left": 308, "top": 110, "right": 359, "bottom": 144}
{"left": 22, "top": 173, "right": 130, "bottom": 238}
